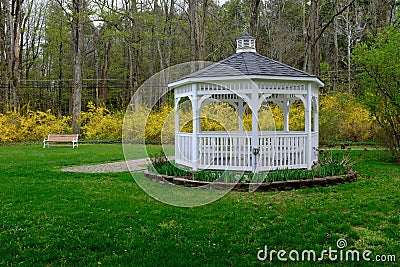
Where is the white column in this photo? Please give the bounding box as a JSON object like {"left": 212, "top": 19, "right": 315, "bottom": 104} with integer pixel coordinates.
{"left": 238, "top": 99, "right": 245, "bottom": 132}
{"left": 191, "top": 84, "right": 199, "bottom": 171}
{"left": 306, "top": 84, "right": 313, "bottom": 169}
{"left": 313, "top": 96, "right": 319, "bottom": 133}
{"left": 283, "top": 99, "right": 290, "bottom": 132}
{"left": 174, "top": 97, "right": 180, "bottom": 162}
{"left": 251, "top": 91, "right": 259, "bottom": 173}
{"left": 313, "top": 95, "right": 319, "bottom": 163}
{"left": 174, "top": 97, "right": 180, "bottom": 135}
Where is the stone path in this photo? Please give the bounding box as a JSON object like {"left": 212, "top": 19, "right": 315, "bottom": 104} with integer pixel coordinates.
{"left": 62, "top": 158, "right": 150, "bottom": 173}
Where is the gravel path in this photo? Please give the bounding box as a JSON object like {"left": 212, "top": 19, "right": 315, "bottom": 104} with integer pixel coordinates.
{"left": 62, "top": 158, "right": 150, "bottom": 173}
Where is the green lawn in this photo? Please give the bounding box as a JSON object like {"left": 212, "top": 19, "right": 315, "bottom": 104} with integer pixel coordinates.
{"left": 0, "top": 144, "right": 398, "bottom": 266}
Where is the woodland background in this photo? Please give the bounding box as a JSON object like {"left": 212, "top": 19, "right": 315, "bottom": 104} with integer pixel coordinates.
{"left": 0, "top": 0, "right": 399, "bottom": 159}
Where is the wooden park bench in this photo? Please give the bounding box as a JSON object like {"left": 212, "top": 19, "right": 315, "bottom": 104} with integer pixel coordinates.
{"left": 43, "top": 134, "right": 79, "bottom": 148}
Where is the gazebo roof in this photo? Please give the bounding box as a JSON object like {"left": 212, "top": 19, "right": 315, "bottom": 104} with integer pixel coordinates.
{"left": 185, "top": 52, "right": 314, "bottom": 78}
{"left": 169, "top": 32, "right": 324, "bottom": 88}
{"left": 237, "top": 31, "right": 256, "bottom": 40}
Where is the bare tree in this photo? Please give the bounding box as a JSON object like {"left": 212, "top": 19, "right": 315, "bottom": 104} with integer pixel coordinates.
{"left": 333, "top": 0, "right": 339, "bottom": 90}
{"left": 307, "top": 0, "right": 320, "bottom": 76}
{"left": 71, "top": 0, "right": 85, "bottom": 133}
{"left": 248, "top": 0, "right": 261, "bottom": 41}
{"left": 189, "top": 0, "right": 198, "bottom": 65}
{"left": 188, "top": 0, "right": 208, "bottom": 67}
{"left": 100, "top": 40, "right": 110, "bottom": 105}
{"left": 54, "top": 0, "right": 87, "bottom": 133}
{"left": 0, "top": 0, "right": 25, "bottom": 109}
{"left": 198, "top": 0, "right": 208, "bottom": 62}
{"left": 21, "top": 0, "right": 46, "bottom": 80}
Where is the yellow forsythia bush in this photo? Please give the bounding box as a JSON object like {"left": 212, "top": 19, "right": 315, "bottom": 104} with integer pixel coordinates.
{"left": 145, "top": 105, "right": 174, "bottom": 143}
{"left": 123, "top": 105, "right": 151, "bottom": 143}
{"left": 123, "top": 105, "right": 175, "bottom": 144}
{"left": 0, "top": 92, "right": 379, "bottom": 144}
{"left": 319, "top": 93, "right": 376, "bottom": 142}
{"left": 80, "top": 102, "right": 123, "bottom": 140}
{"left": 177, "top": 102, "right": 239, "bottom": 133}
{"left": 88, "top": 93, "right": 378, "bottom": 144}
{"left": 242, "top": 103, "right": 304, "bottom": 131}
{"left": 0, "top": 108, "right": 71, "bottom": 142}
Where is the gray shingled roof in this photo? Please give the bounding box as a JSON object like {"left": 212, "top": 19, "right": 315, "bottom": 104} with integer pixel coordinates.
{"left": 237, "top": 32, "right": 255, "bottom": 40}
{"left": 184, "top": 52, "right": 315, "bottom": 79}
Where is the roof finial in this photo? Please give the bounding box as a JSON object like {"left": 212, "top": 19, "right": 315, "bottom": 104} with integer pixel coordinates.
{"left": 236, "top": 29, "right": 257, "bottom": 53}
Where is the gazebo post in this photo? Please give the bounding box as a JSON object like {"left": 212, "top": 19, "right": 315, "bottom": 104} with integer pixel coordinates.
{"left": 313, "top": 96, "right": 319, "bottom": 133}
{"left": 251, "top": 91, "right": 260, "bottom": 173}
{"left": 237, "top": 98, "right": 245, "bottom": 132}
{"left": 191, "top": 84, "right": 200, "bottom": 171}
{"left": 306, "top": 83, "right": 313, "bottom": 169}
{"left": 283, "top": 99, "right": 290, "bottom": 132}
{"left": 174, "top": 97, "right": 180, "bottom": 161}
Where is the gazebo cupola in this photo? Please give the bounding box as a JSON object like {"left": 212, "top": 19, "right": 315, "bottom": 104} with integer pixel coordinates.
{"left": 236, "top": 31, "right": 257, "bottom": 53}
{"left": 169, "top": 32, "right": 324, "bottom": 173}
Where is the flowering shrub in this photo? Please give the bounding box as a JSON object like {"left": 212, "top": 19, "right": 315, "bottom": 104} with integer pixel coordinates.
{"left": 319, "top": 93, "right": 377, "bottom": 142}
{"left": 0, "top": 93, "right": 380, "bottom": 144}
{"left": 0, "top": 107, "right": 71, "bottom": 142}
{"left": 80, "top": 102, "right": 123, "bottom": 140}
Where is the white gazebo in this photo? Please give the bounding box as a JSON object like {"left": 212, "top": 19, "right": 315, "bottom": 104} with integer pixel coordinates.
{"left": 169, "top": 32, "right": 324, "bottom": 173}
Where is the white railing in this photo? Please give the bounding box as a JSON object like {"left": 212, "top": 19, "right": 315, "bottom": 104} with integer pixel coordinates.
{"left": 258, "top": 133, "right": 307, "bottom": 171}
{"left": 175, "top": 131, "right": 315, "bottom": 171}
{"left": 175, "top": 133, "right": 193, "bottom": 167}
{"left": 198, "top": 132, "right": 252, "bottom": 171}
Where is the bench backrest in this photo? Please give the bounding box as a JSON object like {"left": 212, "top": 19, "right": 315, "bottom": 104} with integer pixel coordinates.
{"left": 47, "top": 134, "right": 78, "bottom": 141}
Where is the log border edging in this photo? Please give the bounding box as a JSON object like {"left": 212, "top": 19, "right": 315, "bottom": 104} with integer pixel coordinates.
{"left": 143, "top": 170, "right": 358, "bottom": 192}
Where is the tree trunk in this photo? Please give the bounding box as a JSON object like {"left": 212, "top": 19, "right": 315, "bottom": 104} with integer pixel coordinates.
{"left": 128, "top": 0, "right": 141, "bottom": 109}
{"left": 345, "top": 9, "right": 352, "bottom": 92}
{"left": 100, "top": 40, "right": 111, "bottom": 105}
{"left": 198, "top": 0, "right": 208, "bottom": 62}
{"left": 333, "top": 0, "right": 339, "bottom": 90}
{"left": 249, "top": 0, "right": 261, "bottom": 41}
{"left": 307, "top": 0, "right": 320, "bottom": 76}
{"left": 58, "top": 3, "right": 64, "bottom": 116}
{"left": 0, "top": 1, "right": 7, "bottom": 112}
{"left": 164, "top": 0, "right": 174, "bottom": 68}
{"left": 71, "top": 0, "right": 84, "bottom": 134}
{"left": 302, "top": 0, "right": 308, "bottom": 71}
{"left": 5, "top": 0, "right": 25, "bottom": 110}
{"left": 189, "top": 0, "right": 198, "bottom": 71}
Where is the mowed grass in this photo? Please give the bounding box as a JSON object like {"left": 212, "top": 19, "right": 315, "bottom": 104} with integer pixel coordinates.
{"left": 0, "top": 144, "right": 398, "bottom": 266}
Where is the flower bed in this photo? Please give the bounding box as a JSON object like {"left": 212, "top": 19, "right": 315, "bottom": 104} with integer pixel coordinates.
{"left": 143, "top": 169, "right": 358, "bottom": 192}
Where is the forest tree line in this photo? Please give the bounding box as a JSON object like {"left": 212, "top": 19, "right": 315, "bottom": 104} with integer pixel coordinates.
{"left": 0, "top": 0, "right": 399, "bottom": 140}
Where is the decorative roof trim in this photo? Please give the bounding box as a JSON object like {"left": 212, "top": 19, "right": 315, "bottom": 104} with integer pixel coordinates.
{"left": 169, "top": 75, "right": 324, "bottom": 88}
{"left": 236, "top": 47, "right": 257, "bottom": 53}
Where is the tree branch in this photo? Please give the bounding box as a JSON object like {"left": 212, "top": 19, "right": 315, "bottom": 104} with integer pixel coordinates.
{"left": 313, "top": 0, "right": 356, "bottom": 47}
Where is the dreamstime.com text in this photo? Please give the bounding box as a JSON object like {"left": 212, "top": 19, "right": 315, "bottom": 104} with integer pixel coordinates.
{"left": 257, "top": 239, "right": 397, "bottom": 263}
